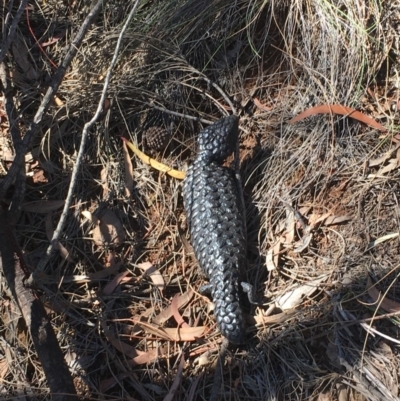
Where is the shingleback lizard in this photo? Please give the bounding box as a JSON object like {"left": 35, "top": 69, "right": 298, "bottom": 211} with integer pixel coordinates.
{"left": 183, "top": 115, "right": 253, "bottom": 343}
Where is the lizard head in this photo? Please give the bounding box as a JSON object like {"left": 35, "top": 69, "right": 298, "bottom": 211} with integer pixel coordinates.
{"left": 198, "top": 115, "right": 239, "bottom": 162}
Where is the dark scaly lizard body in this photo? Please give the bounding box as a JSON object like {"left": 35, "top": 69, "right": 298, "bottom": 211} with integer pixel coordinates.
{"left": 183, "top": 115, "right": 249, "bottom": 343}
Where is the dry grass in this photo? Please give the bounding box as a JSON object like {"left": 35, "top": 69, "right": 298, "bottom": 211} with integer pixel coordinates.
{"left": 1, "top": 0, "right": 400, "bottom": 399}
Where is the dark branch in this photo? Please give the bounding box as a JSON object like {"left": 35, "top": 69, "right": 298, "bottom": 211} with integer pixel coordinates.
{"left": 0, "top": 0, "right": 29, "bottom": 64}
{"left": 0, "top": 0, "right": 104, "bottom": 200}
{"left": 0, "top": 210, "right": 78, "bottom": 401}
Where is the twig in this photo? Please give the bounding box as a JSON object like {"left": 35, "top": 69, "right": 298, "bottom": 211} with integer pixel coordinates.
{"left": 176, "top": 80, "right": 231, "bottom": 116}
{"left": 0, "top": 62, "right": 21, "bottom": 146}
{"left": 36, "top": 0, "right": 141, "bottom": 274}
{"left": 188, "top": 65, "right": 237, "bottom": 114}
{"left": 0, "top": 3, "right": 105, "bottom": 395}
{"left": 0, "top": 0, "right": 29, "bottom": 64}
{"left": 0, "top": 62, "right": 26, "bottom": 222}
{"left": 142, "top": 69, "right": 236, "bottom": 125}
{"left": 143, "top": 101, "right": 214, "bottom": 125}
{"left": 2, "top": 0, "right": 16, "bottom": 32}
{"left": 0, "top": 0, "right": 104, "bottom": 201}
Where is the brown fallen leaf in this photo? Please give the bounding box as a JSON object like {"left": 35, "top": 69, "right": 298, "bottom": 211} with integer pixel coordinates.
{"left": 370, "top": 158, "right": 399, "bottom": 177}
{"left": 128, "top": 348, "right": 163, "bottom": 366}
{"left": 100, "top": 168, "right": 109, "bottom": 198}
{"left": 31, "top": 169, "right": 48, "bottom": 184}
{"left": 317, "top": 391, "right": 335, "bottom": 401}
{"left": 275, "top": 276, "right": 327, "bottom": 310}
{"left": 137, "top": 320, "right": 205, "bottom": 342}
{"left": 336, "top": 384, "right": 349, "bottom": 401}
{"left": 254, "top": 97, "right": 273, "bottom": 112}
{"left": 55, "top": 241, "right": 73, "bottom": 262}
{"left": 161, "top": 326, "right": 205, "bottom": 342}
{"left": 377, "top": 341, "right": 394, "bottom": 359}
{"left": 308, "top": 213, "right": 351, "bottom": 227}
{"left": 135, "top": 321, "right": 173, "bottom": 340}
{"left": 137, "top": 262, "right": 165, "bottom": 290}
{"left": 289, "top": 104, "right": 387, "bottom": 132}
{"left": 324, "top": 215, "right": 352, "bottom": 226}
{"left": 92, "top": 209, "right": 125, "bottom": 247}
{"left": 41, "top": 31, "right": 66, "bottom": 47}
{"left": 298, "top": 206, "right": 312, "bottom": 216}
{"left": 283, "top": 207, "right": 295, "bottom": 244}
{"left": 293, "top": 231, "right": 312, "bottom": 253}
{"left": 101, "top": 320, "right": 139, "bottom": 358}
{"left": 22, "top": 200, "right": 65, "bottom": 213}
{"left": 392, "top": 133, "right": 400, "bottom": 144}
{"left": 308, "top": 212, "right": 332, "bottom": 227}
{"left": 266, "top": 241, "right": 280, "bottom": 271}
{"left": 189, "top": 344, "right": 219, "bottom": 357}
{"left": 250, "top": 309, "right": 298, "bottom": 326}
{"left": 370, "top": 140, "right": 400, "bottom": 169}
{"left": 101, "top": 270, "right": 131, "bottom": 295}
{"left": 101, "top": 98, "right": 111, "bottom": 115}
{"left": 101, "top": 321, "right": 161, "bottom": 365}
{"left": 171, "top": 293, "right": 190, "bottom": 328}
{"left": 0, "top": 357, "right": 9, "bottom": 381}
{"left": 367, "top": 276, "right": 400, "bottom": 313}
{"left": 153, "top": 290, "right": 194, "bottom": 325}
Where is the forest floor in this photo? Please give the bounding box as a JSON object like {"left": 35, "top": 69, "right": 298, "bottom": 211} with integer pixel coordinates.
{"left": 1, "top": 0, "right": 400, "bottom": 400}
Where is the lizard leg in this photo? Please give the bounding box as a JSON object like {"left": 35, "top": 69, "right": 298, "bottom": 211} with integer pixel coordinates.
{"left": 241, "top": 282, "right": 258, "bottom": 305}
{"left": 199, "top": 283, "right": 213, "bottom": 295}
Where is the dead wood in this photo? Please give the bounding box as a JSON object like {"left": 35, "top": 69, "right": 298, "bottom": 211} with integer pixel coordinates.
{"left": 0, "top": 0, "right": 104, "bottom": 201}
{"left": 0, "top": 0, "right": 105, "bottom": 397}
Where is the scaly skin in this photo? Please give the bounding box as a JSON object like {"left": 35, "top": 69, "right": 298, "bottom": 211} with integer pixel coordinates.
{"left": 183, "top": 116, "right": 247, "bottom": 343}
